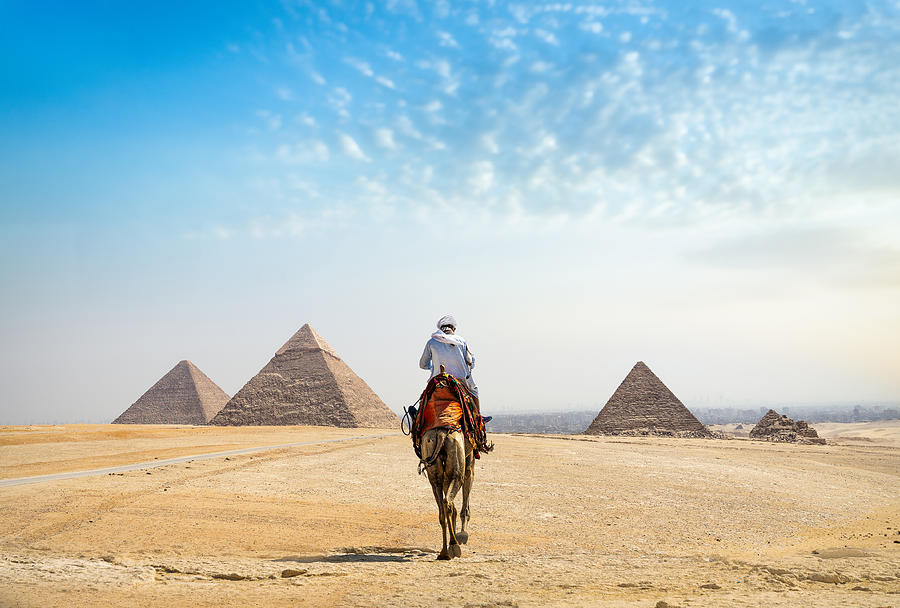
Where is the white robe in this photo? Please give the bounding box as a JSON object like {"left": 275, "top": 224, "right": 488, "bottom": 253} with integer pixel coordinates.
{"left": 419, "top": 332, "right": 478, "bottom": 396}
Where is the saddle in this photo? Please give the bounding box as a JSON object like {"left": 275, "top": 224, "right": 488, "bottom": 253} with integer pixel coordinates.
{"left": 407, "top": 370, "right": 493, "bottom": 462}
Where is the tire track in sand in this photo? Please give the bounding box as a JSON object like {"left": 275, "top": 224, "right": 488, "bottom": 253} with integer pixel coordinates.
{"left": 9, "top": 434, "right": 400, "bottom": 546}
{"left": 0, "top": 433, "right": 398, "bottom": 488}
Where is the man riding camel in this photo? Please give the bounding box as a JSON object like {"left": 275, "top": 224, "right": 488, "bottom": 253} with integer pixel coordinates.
{"left": 416, "top": 315, "right": 490, "bottom": 425}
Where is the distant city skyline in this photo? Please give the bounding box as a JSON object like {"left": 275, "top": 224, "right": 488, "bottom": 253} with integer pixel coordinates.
{"left": 1, "top": 1, "right": 898, "bottom": 424}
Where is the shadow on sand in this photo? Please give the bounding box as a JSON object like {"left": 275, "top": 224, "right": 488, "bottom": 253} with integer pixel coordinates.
{"left": 275, "top": 546, "right": 434, "bottom": 564}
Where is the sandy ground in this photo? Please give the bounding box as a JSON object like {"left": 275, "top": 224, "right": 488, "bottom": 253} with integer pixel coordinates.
{"left": 0, "top": 424, "right": 898, "bottom": 607}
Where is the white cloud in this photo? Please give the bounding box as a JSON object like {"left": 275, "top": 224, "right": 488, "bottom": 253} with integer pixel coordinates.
{"left": 509, "top": 5, "right": 530, "bottom": 23}
{"left": 396, "top": 115, "right": 423, "bottom": 140}
{"left": 346, "top": 57, "right": 374, "bottom": 77}
{"left": 490, "top": 27, "right": 519, "bottom": 51}
{"left": 294, "top": 113, "right": 316, "bottom": 127}
{"left": 386, "top": 49, "right": 404, "bottom": 61}
{"left": 435, "top": 0, "right": 450, "bottom": 18}
{"left": 256, "top": 110, "right": 282, "bottom": 131}
{"left": 580, "top": 22, "right": 603, "bottom": 34}
{"left": 376, "top": 75, "right": 396, "bottom": 89}
{"left": 535, "top": 28, "right": 559, "bottom": 44}
{"left": 275, "top": 86, "right": 293, "bottom": 101}
{"left": 375, "top": 127, "right": 397, "bottom": 150}
{"left": 310, "top": 71, "right": 326, "bottom": 85}
{"left": 385, "top": 0, "right": 421, "bottom": 19}
{"left": 286, "top": 176, "right": 321, "bottom": 199}
{"left": 712, "top": 8, "right": 738, "bottom": 34}
{"left": 482, "top": 133, "right": 499, "bottom": 154}
{"left": 531, "top": 61, "right": 553, "bottom": 73}
{"left": 416, "top": 58, "right": 458, "bottom": 95}
{"left": 248, "top": 214, "right": 306, "bottom": 239}
{"left": 527, "top": 163, "right": 553, "bottom": 190}
{"left": 275, "top": 140, "right": 330, "bottom": 164}
{"left": 347, "top": 56, "right": 397, "bottom": 90}
{"left": 212, "top": 226, "right": 233, "bottom": 240}
{"left": 329, "top": 87, "right": 352, "bottom": 119}
{"left": 438, "top": 31, "right": 460, "bottom": 48}
{"left": 529, "top": 134, "right": 557, "bottom": 157}
{"left": 470, "top": 161, "right": 495, "bottom": 194}
{"left": 339, "top": 133, "right": 371, "bottom": 161}
{"left": 356, "top": 175, "right": 388, "bottom": 196}
{"left": 418, "top": 58, "right": 452, "bottom": 79}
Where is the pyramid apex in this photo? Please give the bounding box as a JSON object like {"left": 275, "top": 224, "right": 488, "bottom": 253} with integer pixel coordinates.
{"left": 276, "top": 323, "right": 339, "bottom": 358}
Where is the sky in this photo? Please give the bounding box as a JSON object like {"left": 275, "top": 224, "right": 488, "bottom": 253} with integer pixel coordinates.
{"left": 1, "top": 0, "right": 899, "bottom": 424}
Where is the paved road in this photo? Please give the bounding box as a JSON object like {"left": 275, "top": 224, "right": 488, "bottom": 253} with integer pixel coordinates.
{"left": 0, "top": 433, "right": 399, "bottom": 489}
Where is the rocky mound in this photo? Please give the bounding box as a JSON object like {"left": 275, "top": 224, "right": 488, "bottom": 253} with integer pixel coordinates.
{"left": 584, "top": 361, "right": 712, "bottom": 437}
{"left": 210, "top": 324, "right": 397, "bottom": 428}
{"left": 749, "top": 409, "right": 825, "bottom": 444}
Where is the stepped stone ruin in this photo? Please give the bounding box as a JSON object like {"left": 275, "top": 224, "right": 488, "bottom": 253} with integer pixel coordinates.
{"left": 749, "top": 409, "right": 825, "bottom": 444}
{"left": 113, "top": 360, "right": 230, "bottom": 424}
{"left": 584, "top": 361, "right": 712, "bottom": 438}
{"left": 210, "top": 324, "right": 398, "bottom": 428}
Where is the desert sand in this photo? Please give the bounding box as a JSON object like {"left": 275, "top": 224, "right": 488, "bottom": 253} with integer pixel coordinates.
{"left": 0, "top": 424, "right": 898, "bottom": 607}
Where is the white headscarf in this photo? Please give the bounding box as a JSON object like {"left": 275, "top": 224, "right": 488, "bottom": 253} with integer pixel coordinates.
{"left": 431, "top": 330, "right": 466, "bottom": 347}
{"left": 436, "top": 314, "right": 457, "bottom": 330}
{"left": 432, "top": 314, "right": 466, "bottom": 347}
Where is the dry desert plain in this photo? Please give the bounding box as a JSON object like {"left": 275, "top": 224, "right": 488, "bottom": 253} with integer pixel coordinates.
{"left": 0, "top": 423, "right": 898, "bottom": 607}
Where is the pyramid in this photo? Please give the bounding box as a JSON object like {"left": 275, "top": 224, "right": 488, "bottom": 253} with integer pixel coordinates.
{"left": 584, "top": 361, "right": 711, "bottom": 437}
{"left": 113, "top": 360, "right": 230, "bottom": 424}
{"left": 209, "top": 324, "right": 398, "bottom": 428}
{"left": 749, "top": 409, "right": 825, "bottom": 444}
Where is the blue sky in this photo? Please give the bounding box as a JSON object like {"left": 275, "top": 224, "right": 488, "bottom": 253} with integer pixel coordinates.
{"left": 1, "top": 1, "right": 899, "bottom": 424}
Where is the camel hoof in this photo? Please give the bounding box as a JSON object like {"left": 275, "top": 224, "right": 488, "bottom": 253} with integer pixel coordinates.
{"left": 437, "top": 551, "right": 451, "bottom": 560}
{"left": 449, "top": 543, "right": 462, "bottom": 558}
{"left": 457, "top": 531, "right": 469, "bottom": 545}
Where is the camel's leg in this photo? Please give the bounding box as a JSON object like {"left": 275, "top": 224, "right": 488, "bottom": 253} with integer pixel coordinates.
{"left": 458, "top": 451, "right": 474, "bottom": 544}
{"left": 423, "top": 431, "right": 451, "bottom": 560}
{"left": 430, "top": 469, "right": 451, "bottom": 560}
{"left": 444, "top": 490, "right": 461, "bottom": 558}
{"left": 443, "top": 433, "right": 466, "bottom": 558}
{"left": 442, "top": 469, "right": 460, "bottom": 554}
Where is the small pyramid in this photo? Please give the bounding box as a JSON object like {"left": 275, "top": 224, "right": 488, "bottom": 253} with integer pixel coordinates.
{"left": 209, "top": 324, "right": 398, "bottom": 428}
{"left": 113, "top": 360, "right": 230, "bottom": 424}
{"left": 749, "top": 409, "right": 825, "bottom": 444}
{"left": 584, "top": 361, "right": 711, "bottom": 437}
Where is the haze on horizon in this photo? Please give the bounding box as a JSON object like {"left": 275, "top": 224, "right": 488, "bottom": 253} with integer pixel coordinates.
{"left": 1, "top": 1, "right": 898, "bottom": 425}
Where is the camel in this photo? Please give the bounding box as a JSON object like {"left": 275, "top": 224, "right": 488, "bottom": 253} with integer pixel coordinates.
{"left": 421, "top": 427, "right": 475, "bottom": 560}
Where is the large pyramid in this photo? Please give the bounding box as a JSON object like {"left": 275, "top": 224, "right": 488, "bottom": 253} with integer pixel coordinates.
{"left": 209, "top": 324, "right": 398, "bottom": 428}
{"left": 584, "top": 361, "right": 711, "bottom": 437}
{"left": 113, "top": 360, "right": 230, "bottom": 424}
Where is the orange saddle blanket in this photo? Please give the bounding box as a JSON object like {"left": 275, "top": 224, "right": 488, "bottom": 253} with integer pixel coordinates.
{"left": 420, "top": 386, "right": 463, "bottom": 434}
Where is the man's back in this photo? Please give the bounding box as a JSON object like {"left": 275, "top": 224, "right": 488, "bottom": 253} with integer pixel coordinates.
{"left": 420, "top": 337, "right": 471, "bottom": 383}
